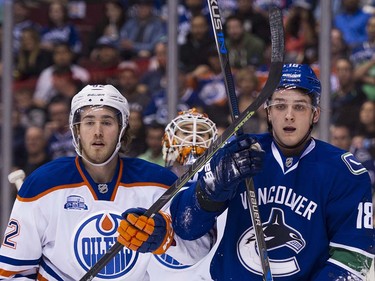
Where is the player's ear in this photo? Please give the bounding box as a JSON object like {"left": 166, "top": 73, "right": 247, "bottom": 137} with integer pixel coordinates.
{"left": 266, "top": 108, "right": 272, "bottom": 123}
{"left": 312, "top": 107, "right": 320, "bottom": 124}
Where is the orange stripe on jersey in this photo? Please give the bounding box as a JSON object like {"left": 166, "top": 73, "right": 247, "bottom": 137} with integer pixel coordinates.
{"left": 0, "top": 268, "right": 23, "bottom": 277}
{"left": 75, "top": 157, "right": 98, "bottom": 200}
{"left": 17, "top": 183, "right": 86, "bottom": 202}
{"left": 110, "top": 161, "right": 124, "bottom": 201}
{"left": 120, "top": 182, "right": 170, "bottom": 189}
{"left": 37, "top": 272, "right": 48, "bottom": 281}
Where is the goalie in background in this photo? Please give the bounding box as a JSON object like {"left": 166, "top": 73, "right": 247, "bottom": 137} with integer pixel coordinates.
{"left": 170, "top": 64, "right": 374, "bottom": 280}
{"left": 147, "top": 108, "right": 219, "bottom": 280}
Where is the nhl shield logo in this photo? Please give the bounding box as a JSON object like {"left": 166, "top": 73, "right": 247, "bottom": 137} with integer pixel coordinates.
{"left": 74, "top": 212, "right": 138, "bottom": 278}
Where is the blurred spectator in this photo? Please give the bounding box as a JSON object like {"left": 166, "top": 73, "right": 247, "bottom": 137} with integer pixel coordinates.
{"left": 13, "top": 82, "right": 47, "bottom": 128}
{"left": 334, "top": 0, "right": 371, "bottom": 50}
{"left": 12, "top": 0, "right": 40, "bottom": 56}
{"left": 2, "top": 108, "right": 27, "bottom": 169}
{"left": 160, "top": 0, "right": 210, "bottom": 45}
{"left": 224, "top": 14, "right": 265, "bottom": 69}
{"left": 44, "top": 96, "right": 75, "bottom": 159}
{"left": 138, "top": 121, "right": 165, "bottom": 166}
{"left": 187, "top": 47, "right": 229, "bottom": 125}
{"left": 179, "top": 14, "right": 215, "bottom": 73}
{"left": 353, "top": 100, "right": 375, "bottom": 141}
{"left": 80, "top": 37, "right": 121, "bottom": 85}
{"left": 331, "top": 57, "right": 367, "bottom": 132}
{"left": 143, "top": 66, "right": 191, "bottom": 126}
{"left": 235, "top": 66, "right": 267, "bottom": 133}
{"left": 51, "top": 66, "right": 83, "bottom": 102}
{"left": 123, "top": 104, "right": 147, "bottom": 157}
{"left": 87, "top": 0, "right": 127, "bottom": 57}
{"left": 139, "top": 41, "right": 167, "bottom": 95}
{"left": 230, "top": 0, "right": 271, "bottom": 46}
{"left": 283, "top": 1, "right": 318, "bottom": 63}
{"left": 331, "top": 28, "right": 351, "bottom": 72}
{"left": 351, "top": 100, "right": 375, "bottom": 189}
{"left": 329, "top": 123, "right": 353, "bottom": 151}
{"left": 40, "top": 1, "right": 82, "bottom": 55}
{"left": 33, "top": 42, "right": 90, "bottom": 108}
{"left": 119, "top": 0, "right": 166, "bottom": 60}
{"left": 14, "top": 26, "right": 53, "bottom": 81}
{"left": 116, "top": 61, "right": 150, "bottom": 110}
{"left": 21, "top": 126, "right": 51, "bottom": 177}
{"left": 352, "top": 15, "right": 375, "bottom": 101}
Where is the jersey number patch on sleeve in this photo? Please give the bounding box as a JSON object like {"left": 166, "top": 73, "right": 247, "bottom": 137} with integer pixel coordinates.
{"left": 2, "top": 219, "right": 20, "bottom": 249}
{"left": 357, "top": 202, "right": 373, "bottom": 229}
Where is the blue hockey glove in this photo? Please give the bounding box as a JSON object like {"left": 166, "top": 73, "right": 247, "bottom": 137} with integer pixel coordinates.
{"left": 197, "top": 135, "right": 264, "bottom": 203}
{"left": 117, "top": 207, "right": 174, "bottom": 254}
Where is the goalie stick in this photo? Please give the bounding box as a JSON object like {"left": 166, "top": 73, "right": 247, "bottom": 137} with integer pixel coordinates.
{"left": 79, "top": 8, "right": 284, "bottom": 281}
{"left": 207, "top": 2, "right": 284, "bottom": 281}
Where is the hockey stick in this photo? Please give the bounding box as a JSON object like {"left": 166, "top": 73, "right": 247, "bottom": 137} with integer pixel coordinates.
{"left": 207, "top": 3, "right": 283, "bottom": 281}
{"left": 79, "top": 11, "right": 283, "bottom": 281}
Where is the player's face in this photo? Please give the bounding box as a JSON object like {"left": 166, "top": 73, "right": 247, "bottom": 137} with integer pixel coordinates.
{"left": 77, "top": 106, "right": 120, "bottom": 164}
{"left": 267, "top": 89, "right": 320, "bottom": 148}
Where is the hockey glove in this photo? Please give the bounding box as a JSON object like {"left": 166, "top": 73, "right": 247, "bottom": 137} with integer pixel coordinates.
{"left": 197, "top": 135, "right": 264, "bottom": 203}
{"left": 117, "top": 207, "right": 174, "bottom": 255}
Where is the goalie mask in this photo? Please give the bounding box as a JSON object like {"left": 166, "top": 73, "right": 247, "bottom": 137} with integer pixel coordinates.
{"left": 69, "top": 84, "right": 129, "bottom": 166}
{"left": 163, "top": 108, "right": 217, "bottom": 166}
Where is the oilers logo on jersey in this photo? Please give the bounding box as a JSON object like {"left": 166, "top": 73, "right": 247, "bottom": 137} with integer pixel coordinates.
{"left": 237, "top": 208, "right": 306, "bottom": 278}
{"left": 74, "top": 212, "right": 138, "bottom": 278}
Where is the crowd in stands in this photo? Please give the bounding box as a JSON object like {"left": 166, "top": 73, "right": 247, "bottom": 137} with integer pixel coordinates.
{"left": 1, "top": 0, "right": 375, "bottom": 193}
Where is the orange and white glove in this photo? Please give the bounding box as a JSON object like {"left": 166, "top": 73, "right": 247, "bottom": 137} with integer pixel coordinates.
{"left": 117, "top": 207, "right": 174, "bottom": 255}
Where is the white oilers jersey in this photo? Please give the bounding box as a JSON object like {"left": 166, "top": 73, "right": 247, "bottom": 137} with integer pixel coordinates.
{"left": 0, "top": 156, "right": 205, "bottom": 280}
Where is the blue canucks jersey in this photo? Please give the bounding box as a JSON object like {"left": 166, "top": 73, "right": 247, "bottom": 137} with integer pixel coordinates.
{"left": 171, "top": 133, "right": 374, "bottom": 280}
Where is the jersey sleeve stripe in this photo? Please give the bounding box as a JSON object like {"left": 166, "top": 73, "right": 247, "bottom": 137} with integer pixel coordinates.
{"left": 330, "top": 242, "right": 375, "bottom": 258}
{"left": 328, "top": 258, "right": 366, "bottom": 280}
{"left": 39, "top": 259, "right": 65, "bottom": 281}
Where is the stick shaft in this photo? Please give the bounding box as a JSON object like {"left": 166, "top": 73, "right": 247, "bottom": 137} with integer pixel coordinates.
{"left": 207, "top": 3, "right": 284, "bottom": 281}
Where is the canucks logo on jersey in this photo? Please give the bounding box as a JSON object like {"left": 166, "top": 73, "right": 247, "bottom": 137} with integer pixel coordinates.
{"left": 237, "top": 208, "right": 306, "bottom": 277}
{"left": 74, "top": 212, "right": 138, "bottom": 278}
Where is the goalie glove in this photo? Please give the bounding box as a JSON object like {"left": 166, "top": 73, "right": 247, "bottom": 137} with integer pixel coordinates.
{"left": 117, "top": 207, "right": 174, "bottom": 255}
{"left": 197, "top": 135, "right": 264, "bottom": 204}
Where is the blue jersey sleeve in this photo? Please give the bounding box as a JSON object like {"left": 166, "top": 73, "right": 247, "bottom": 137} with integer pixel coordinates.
{"left": 171, "top": 181, "right": 221, "bottom": 240}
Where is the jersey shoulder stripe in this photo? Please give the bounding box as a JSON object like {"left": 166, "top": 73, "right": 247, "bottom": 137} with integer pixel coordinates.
{"left": 17, "top": 157, "right": 83, "bottom": 200}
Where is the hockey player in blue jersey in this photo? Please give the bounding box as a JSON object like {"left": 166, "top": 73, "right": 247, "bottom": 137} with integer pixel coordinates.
{"left": 0, "top": 84, "right": 209, "bottom": 280}
{"left": 168, "top": 64, "right": 374, "bottom": 280}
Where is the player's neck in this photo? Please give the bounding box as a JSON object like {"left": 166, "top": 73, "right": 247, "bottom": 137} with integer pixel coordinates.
{"left": 83, "top": 157, "right": 118, "bottom": 183}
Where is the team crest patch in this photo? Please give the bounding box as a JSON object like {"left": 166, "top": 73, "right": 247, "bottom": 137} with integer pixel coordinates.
{"left": 237, "top": 208, "right": 305, "bottom": 277}
{"left": 74, "top": 212, "right": 138, "bottom": 278}
{"left": 341, "top": 152, "right": 367, "bottom": 175}
{"left": 64, "top": 195, "right": 88, "bottom": 210}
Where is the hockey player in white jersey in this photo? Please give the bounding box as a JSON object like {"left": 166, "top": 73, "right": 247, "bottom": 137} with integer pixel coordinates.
{"left": 0, "top": 85, "right": 210, "bottom": 280}
{"left": 169, "top": 64, "right": 374, "bottom": 280}
{"left": 146, "top": 108, "right": 218, "bottom": 280}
